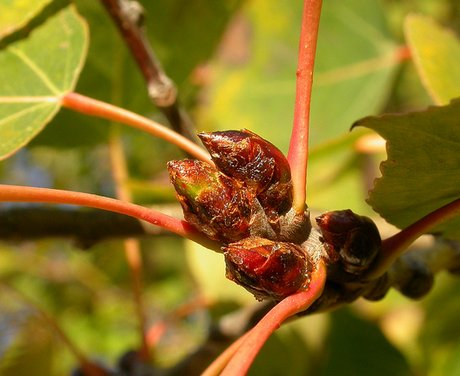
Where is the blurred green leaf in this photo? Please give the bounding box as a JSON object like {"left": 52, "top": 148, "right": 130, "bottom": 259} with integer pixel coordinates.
{"left": 419, "top": 274, "right": 460, "bottom": 376}
{"left": 441, "top": 343, "right": 460, "bottom": 376}
{"left": 355, "top": 99, "right": 460, "bottom": 239}
{"left": 198, "top": 0, "right": 399, "bottom": 153}
{"left": 0, "top": 5, "right": 88, "bottom": 160}
{"left": 307, "top": 130, "right": 378, "bottom": 213}
{"left": 146, "top": 0, "right": 245, "bottom": 89}
{"left": 319, "top": 309, "right": 411, "bottom": 376}
{"left": 405, "top": 14, "right": 460, "bottom": 105}
{"left": 0, "top": 316, "right": 54, "bottom": 376}
{"left": 249, "top": 325, "right": 312, "bottom": 376}
{"left": 311, "top": 0, "right": 399, "bottom": 145}
{"left": 185, "top": 240, "right": 254, "bottom": 305}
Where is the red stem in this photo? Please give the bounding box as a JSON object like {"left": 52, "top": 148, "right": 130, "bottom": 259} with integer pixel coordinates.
{"left": 108, "top": 129, "right": 150, "bottom": 360}
{"left": 202, "top": 331, "right": 251, "bottom": 376}
{"left": 61, "top": 92, "right": 212, "bottom": 164}
{"left": 287, "top": 0, "right": 323, "bottom": 213}
{"left": 367, "top": 197, "right": 460, "bottom": 279}
{"left": 219, "top": 261, "right": 326, "bottom": 376}
{"left": 0, "top": 184, "right": 220, "bottom": 251}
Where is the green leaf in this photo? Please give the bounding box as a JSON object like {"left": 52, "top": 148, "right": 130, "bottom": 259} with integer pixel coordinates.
{"left": 310, "top": 0, "right": 399, "bottom": 146}
{"left": 185, "top": 240, "right": 255, "bottom": 305}
{"left": 145, "top": 0, "right": 245, "bottom": 90}
{"left": 355, "top": 99, "right": 460, "bottom": 239}
{"left": 0, "top": 5, "right": 88, "bottom": 160}
{"left": 0, "top": 0, "right": 54, "bottom": 40}
{"left": 197, "top": 0, "right": 399, "bottom": 152}
{"left": 307, "top": 130, "right": 377, "bottom": 214}
{"left": 419, "top": 275, "right": 460, "bottom": 376}
{"left": 319, "top": 309, "right": 411, "bottom": 376}
{"left": 405, "top": 14, "right": 460, "bottom": 105}
{"left": 0, "top": 316, "right": 54, "bottom": 376}
{"left": 250, "top": 326, "right": 312, "bottom": 376}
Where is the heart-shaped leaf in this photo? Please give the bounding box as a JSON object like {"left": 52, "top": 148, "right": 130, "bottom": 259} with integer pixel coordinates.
{"left": 355, "top": 99, "right": 460, "bottom": 239}
{"left": 0, "top": 5, "right": 88, "bottom": 160}
{"left": 405, "top": 14, "right": 460, "bottom": 104}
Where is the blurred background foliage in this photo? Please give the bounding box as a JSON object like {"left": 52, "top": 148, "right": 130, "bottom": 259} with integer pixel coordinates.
{"left": 1, "top": 0, "right": 460, "bottom": 375}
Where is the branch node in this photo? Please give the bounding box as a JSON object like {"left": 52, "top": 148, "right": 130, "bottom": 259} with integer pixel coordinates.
{"left": 119, "top": 0, "right": 144, "bottom": 26}
{"left": 148, "top": 77, "right": 177, "bottom": 107}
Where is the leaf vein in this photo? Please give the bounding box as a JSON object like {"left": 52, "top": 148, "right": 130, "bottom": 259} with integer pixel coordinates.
{"left": 8, "top": 47, "right": 61, "bottom": 95}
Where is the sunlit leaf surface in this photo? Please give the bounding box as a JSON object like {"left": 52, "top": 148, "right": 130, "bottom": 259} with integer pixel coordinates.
{"left": 0, "top": 5, "right": 88, "bottom": 160}
{"left": 356, "top": 99, "right": 460, "bottom": 239}
{"left": 0, "top": 0, "right": 53, "bottom": 39}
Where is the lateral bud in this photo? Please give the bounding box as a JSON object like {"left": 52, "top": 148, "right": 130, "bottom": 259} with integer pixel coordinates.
{"left": 316, "top": 209, "right": 381, "bottom": 274}
{"left": 167, "top": 159, "right": 252, "bottom": 243}
{"left": 223, "top": 237, "right": 311, "bottom": 301}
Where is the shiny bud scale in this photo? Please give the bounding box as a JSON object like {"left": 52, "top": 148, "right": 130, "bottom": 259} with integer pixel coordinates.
{"left": 316, "top": 209, "right": 381, "bottom": 274}
{"left": 167, "top": 159, "right": 253, "bottom": 243}
{"left": 224, "top": 237, "right": 311, "bottom": 301}
{"left": 199, "top": 130, "right": 293, "bottom": 220}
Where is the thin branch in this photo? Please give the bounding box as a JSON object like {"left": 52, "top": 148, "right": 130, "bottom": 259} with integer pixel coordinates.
{"left": 367, "top": 198, "right": 460, "bottom": 279}
{"left": 287, "top": 0, "right": 323, "bottom": 213}
{"left": 0, "top": 206, "right": 175, "bottom": 245}
{"left": 99, "top": 0, "right": 199, "bottom": 142}
{"left": 0, "top": 184, "right": 220, "bottom": 251}
{"left": 219, "top": 261, "right": 327, "bottom": 376}
{"left": 108, "top": 127, "right": 150, "bottom": 360}
{"left": 61, "top": 92, "right": 213, "bottom": 164}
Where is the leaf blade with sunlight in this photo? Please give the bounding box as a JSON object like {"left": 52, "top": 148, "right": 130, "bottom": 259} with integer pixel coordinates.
{"left": 0, "top": 0, "right": 53, "bottom": 39}
{"left": 0, "top": 5, "right": 88, "bottom": 160}
{"left": 355, "top": 99, "right": 460, "bottom": 240}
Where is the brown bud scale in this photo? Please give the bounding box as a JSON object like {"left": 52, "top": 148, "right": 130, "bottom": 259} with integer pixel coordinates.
{"left": 316, "top": 209, "right": 381, "bottom": 274}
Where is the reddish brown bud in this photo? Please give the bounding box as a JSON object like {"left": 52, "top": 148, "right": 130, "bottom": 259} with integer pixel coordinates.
{"left": 223, "top": 237, "right": 311, "bottom": 301}
{"left": 167, "top": 159, "right": 253, "bottom": 243}
{"left": 316, "top": 209, "right": 381, "bottom": 274}
{"left": 198, "top": 130, "right": 293, "bottom": 219}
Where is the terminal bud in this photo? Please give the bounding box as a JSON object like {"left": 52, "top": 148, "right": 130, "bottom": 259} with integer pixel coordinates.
{"left": 199, "top": 130, "right": 293, "bottom": 220}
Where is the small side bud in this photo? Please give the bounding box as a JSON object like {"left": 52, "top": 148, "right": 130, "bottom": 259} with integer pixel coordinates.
{"left": 167, "top": 159, "right": 252, "bottom": 243}
{"left": 223, "top": 237, "right": 311, "bottom": 301}
{"left": 393, "top": 258, "right": 434, "bottom": 299}
{"left": 316, "top": 209, "right": 381, "bottom": 274}
{"left": 198, "top": 130, "right": 293, "bottom": 219}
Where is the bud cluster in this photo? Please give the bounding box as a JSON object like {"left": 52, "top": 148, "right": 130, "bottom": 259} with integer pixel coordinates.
{"left": 167, "top": 130, "right": 312, "bottom": 301}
